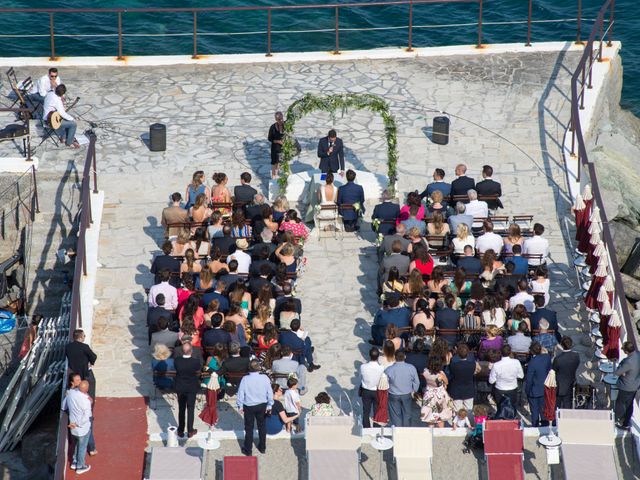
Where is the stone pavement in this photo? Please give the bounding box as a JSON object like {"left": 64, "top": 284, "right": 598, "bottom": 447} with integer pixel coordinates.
{"left": 2, "top": 47, "right": 614, "bottom": 474}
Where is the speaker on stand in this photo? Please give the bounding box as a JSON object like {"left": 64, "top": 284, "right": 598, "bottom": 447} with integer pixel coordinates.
{"left": 432, "top": 116, "right": 450, "bottom": 145}
{"left": 149, "top": 123, "right": 166, "bottom": 151}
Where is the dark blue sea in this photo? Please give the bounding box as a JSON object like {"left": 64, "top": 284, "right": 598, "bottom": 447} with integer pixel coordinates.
{"left": 2, "top": 1, "right": 638, "bottom": 115}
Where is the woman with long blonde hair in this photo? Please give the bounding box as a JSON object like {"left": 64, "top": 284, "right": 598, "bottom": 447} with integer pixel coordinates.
{"left": 451, "top": 223, "right": 475, "bottom": 256}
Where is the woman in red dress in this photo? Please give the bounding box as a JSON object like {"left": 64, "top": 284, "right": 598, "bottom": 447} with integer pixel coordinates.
{"left": 410, "top": 245, "right": 434, "bottom": 277}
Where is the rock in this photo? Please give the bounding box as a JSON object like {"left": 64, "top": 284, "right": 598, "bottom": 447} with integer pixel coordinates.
{"left": 609, "top": 220, "right": 640, "bottom": 267}
{"left": 620, "top": 272, "right": 640, "bottom": 301}
{"left": 20, "top": 421, "right": 57, "bottom": 470}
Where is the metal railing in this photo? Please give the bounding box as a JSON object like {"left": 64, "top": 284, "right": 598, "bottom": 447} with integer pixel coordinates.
{"left": 52, "top": 134, "right": 97, "bottom": 479}
{"left": 0, "top": 0, "right": 593, "bottom": 60}
{"left": 568, "top": 0, "right": 634, "bottom": 348}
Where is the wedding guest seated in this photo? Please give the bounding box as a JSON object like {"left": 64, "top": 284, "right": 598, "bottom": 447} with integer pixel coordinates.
{"left": 162, "top": 192, "right": 188, "bottom": 238}
{"left": 405, "top": 338, "right": 429, "bottom": 391}
{"left": 211, "top": 172, "right": 231, "bottom": 215}
{"left": 507, "top": 304, "right": 532, "bottom": 333}
{"left": 420, "top": 168, "right": 451, "bottom": 200}
{"left": 464, "top": 190, "right": 488, "bottom": 228}
{"left": 278, "top": 318, "right": 320, "bottom": 372}
{"left": 409, "top": 245, "right": 434, "bottom": 277}
{"left": 476, "top": 220, "right": 503, "bottom": 255}
{"left": 212, "top": 225, "right": 236, "bottom": 256}
{"left": 337, "top": 170, "right": 365, "bottom": 232}
{"left": 451, "top": 163, "right": 475, "bottom": 198}
{"left": 249, "top": 265, "right": 273, "bottom": 298}
{"left": 180, "top": 249, "right": 202, "bottom": 279}
{"left": 148, "top": 294, "right": 175, "bottom": 343}
{"left": 171, "top": 229, "right": 196, "bottom": 257}
{"left": 233, "top": 172, "right": 258, "bottom": 205}
{"left": 398, "top": 191, "right": 424, "bottom": 223}
{"left": 380, "top": 224, "right": 410, "bottom": 257}
{"left": 207, "top": 249, "right": 227, "bottom": 275}
{"left": 227, "top": 239, "right": 252, "bottom": 274}
{"left": 151, "top": 241, "right": 181, "bottom": 287}
{"left": 478, "top": 325, "right": 503, "bottom": 360}
{"left": 523, "top": 223, "right": 549, "bottom": 266}
{"left": 275, "top": 242, "right": 298, "bottom": 278}
{"left": 151, "top": 317, "right": 179, "bottom": 349}
{"left": 271, "top": 195, "right": 289, "bottom": 223}
{"left": 481, "top": 295, "right": 506, "bottom": 329}
{"left": 475, "top": 165, "right": 503, "bottom": 210}
{"left": 448, "top": 202, "right": 473, "bottom": 233}
{"left": 149, "top": 269, "right": 178, "bottom": 310}
{"left": 479, "top": 249, "right": 504, "bottom": 289}
{"left": 411, "top": 299, "right": 435, "bottom": 331}
{"left": 274, "top": 284, "right": 301, "bottom": 326}
{"left": 508, "top": 322, "right": 532, "bottom": 353}
{"left": 529, "top": 296, "right": 561, "bottom": 341}
{"left": 457, "top": 245, "right": 482, "bottom": 275}
{"left": 271, "top": 345, "right": 307, "bottom": 393}
{"left": 218, "top": 260, "right": 241, "bottom": 292}
{"left": 230, "top": 210, "right": 252, "bottom": 238}
{"left": 406, "top": 227, "right": 429, "bottom": 255}
{"left": 401, "top": 205, "right": 426, "bottom": 236}
{"left": 530, "top": 265, "right": 550, "bottom": 306}
{"left": 370, "top": 295, "right": 411, "bottom": 346}
{"left": 219, "top": 341, "right": 251, "bottom": 391}
{"left": 452, "top": 223, "right": 475, "bottom": 257}
{"left": 435, "top": 294, "right": 460, "bottom": 347}
{"left": 246, "top": 193, "right": 267, "bottom": 221}
{"left": 372, "top": 189, "right": 400, "bottom": 235}
{"left": 202, "top": 313, "right": 232, "bottom": 349}
{"left": 252, "top": 304, "right": 274, "bottom": 331}
{"left": 427, "top": 211, "right": 449, "bottom": 237}
{"left": 533, "top": 319, "right": 558, "bottom": 352}
{"left": 509, "top": 280, "right": 535, "bottom": 312}
{"left": 493, "top": 261, "right": 519, "bottom": 297}
{"left": 379, "top": 240, "right": 411, "bottom": 288}
{"left": 152, "top": 343, "right": 176, "bottom": 389}
{"left": 509, "top": 244, "right": 529, "bottom": 275}
{"left": 266, "top": 383, "right": 299, "bottom": 435}
{"left": 190, "top": 193, "right": 212, "bottom": 230}
{"left": 250, "top": 229, "right": 277, "bottom": 267}
{"left": 201, "top": 280, "right": 229, "bottom": 313}
{"left": 427, "top": 190, "right": 448, "bottom": 218}
{"left": 503, "top": 224, "right": 525, "bottom": 254}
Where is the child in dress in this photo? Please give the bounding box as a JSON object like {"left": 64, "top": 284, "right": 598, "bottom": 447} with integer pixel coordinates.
{"left": 310, "top": 391, "right": 335, "bottom": 417}
{"left": 283, "top": 377, "right": 302, "bottom": 433}
{"left": 452, "top": 408, "right": 472, "bottom": 431}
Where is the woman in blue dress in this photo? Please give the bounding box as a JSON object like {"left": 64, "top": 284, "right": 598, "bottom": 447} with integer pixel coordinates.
{"left": 184, "top": 171, "right": 210, "bottom": 209}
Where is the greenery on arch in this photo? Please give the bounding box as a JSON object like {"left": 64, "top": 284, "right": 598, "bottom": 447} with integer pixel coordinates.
{"left": 278, "top": 93, "right": 398, "bottom": 194}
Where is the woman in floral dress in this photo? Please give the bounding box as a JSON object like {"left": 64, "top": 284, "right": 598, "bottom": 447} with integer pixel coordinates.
{"left": 421, "top": 356, "right": 454, "bottom": 427}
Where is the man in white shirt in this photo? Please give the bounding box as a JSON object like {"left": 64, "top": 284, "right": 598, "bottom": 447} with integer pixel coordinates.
{"left": 523, "top": 223, "right": 549, "bottom": 266}
{"left": 509, "top": 280, "right": 536, "bottom": 312}
{"left": 360, "top": 347, "right": 385, "bottom": 428}
{"left": 227, "top": 239, "right": 252, "bottom": 274}
{"left": 29, "top": 67, "right": 61, "bottom": 104}
{"left": 149, "top": 269, "right": 178, "bottom": 310}
{"left": 42, "top": 84, "right": 79, "bottom": 148}
{"left": 66, "top": 380, "right": 93, "bottom": 474}
{"left": 489, "top": 345, "right": 524, "bottom": 407}
{"left": 475, "top": 220, "right": 503, "bottom": 255}
{"left": 464, "top": 189, "right": 489, "bottom": 228}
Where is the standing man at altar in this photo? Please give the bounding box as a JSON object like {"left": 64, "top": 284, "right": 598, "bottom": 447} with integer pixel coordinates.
{"left": 317, "top": 129, "right": 345, "bottom": 175}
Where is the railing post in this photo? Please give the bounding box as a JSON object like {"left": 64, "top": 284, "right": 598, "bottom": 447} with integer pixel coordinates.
{"left": 607, "top": 0, "right": 614, "bottom": 47}
{"left": 476, "top": 0, "right": 483, "bottom": 48}
{"left": 92, "top": 143, "right": 98, "bottom": 194}
{"left": 407, "top": 0, "right": 414, "bottom": 52}
{"left": 192, "top": 11, "right": 199, "bottom": 59}
{"left": 82, "top": 245, "right": 87, "bottom": 276}
{"left": 576, "top": 0, "right": 582, "bottom": 44}
{"left": 266, "top": 8, "right": 272, "bottom": 57}
{"left": 31, "top": 166, "right": 40, "bottom": 216}
{"left": 598, "top": 20, "right": 603, "bottom": 61}
{"left": 580, "top": 63, "right": 586, "bottom": 110}
{"left": 49, "top": 13, "right": 56, "bottom": 61}
{"left": 334, "top": 7, "right": 340, "bottom": 54}
{"left": 587, "top": 44, "right": 594, "bottom": 88}
{"left": 525, "top": 0, "right": 532, "bottom": 46}
{"left": 117, "top": 12, "right": 124, "bottom": 60}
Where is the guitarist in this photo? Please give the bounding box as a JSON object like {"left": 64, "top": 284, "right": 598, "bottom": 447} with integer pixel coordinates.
{"left": 42, "top": 84, "right": 79, "bottom": 149}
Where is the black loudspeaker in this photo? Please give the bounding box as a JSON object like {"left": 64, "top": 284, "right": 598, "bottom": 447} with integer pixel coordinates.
{"left": 432, "top": 116, "right": 449, "bottom": 145}
{"left": 149, "top": 123, "right": 166, "bottom": 151}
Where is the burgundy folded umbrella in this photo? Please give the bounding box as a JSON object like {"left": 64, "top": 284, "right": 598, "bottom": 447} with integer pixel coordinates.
{"left": 584, "top": 264, "right": 607, "bottom": 310}
{"left": 373, "top": 389, "right": 389, "bottom": 425}
{"left": 574, "top": 194, "right": 591, "bottom": 253}
{"left": 596, "top": 276, "right": 615, "bottom": 314}
{"left": 543, "top": 386, "right": 556, "bottom": 422}
{"left": 598, "top": 296, "right": 613, "bottom": 340}
{"left": 199, "top": 388, "right": 219, "bottom": 426}
{"left": 603, "top": 311, "right": 622, "bottom": 360}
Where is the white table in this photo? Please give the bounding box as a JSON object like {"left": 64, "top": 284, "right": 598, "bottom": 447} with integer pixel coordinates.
{"left": 539, "top": 433, "right": 562, "bottom": 469}
{"left": 370, "top": 436, "right": 394, "bottom": 480}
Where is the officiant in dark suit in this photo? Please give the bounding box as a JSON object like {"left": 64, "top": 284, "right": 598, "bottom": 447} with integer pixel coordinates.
{"left": 317, "top": 129, "right": 345, "bottom": 174}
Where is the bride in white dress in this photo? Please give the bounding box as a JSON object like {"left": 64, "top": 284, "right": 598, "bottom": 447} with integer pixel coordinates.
{"left": 315, "top": 172, "right": 339, "bottom": 228}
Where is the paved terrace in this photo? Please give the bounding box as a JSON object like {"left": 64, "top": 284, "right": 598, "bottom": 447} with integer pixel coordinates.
{"left": 4, "top": 46, "right": 636, "bottom": 478}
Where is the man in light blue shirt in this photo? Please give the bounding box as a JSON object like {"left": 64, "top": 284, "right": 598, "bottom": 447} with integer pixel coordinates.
{"left": 401, "top": 205, "right": 426, "bottom": 236}
{"left": 384, "top": 351, "right": 420, "bottom": 427}
{"left": 237, "top": 360, "right": 274, "bottom": 455}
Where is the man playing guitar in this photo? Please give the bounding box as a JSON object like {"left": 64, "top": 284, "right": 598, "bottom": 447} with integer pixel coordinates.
{"left": 42, "top": 84, "right": 79, "bottom": 149}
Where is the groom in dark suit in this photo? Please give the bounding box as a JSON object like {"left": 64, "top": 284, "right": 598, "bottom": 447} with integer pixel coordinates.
{"left": 337, "top": 170, "right": 365, "bottom": 232}
{"left": 317, "top": 129, "right": 345, "bottom": 174}
{"left": 475, "top": 165, "right": 503, "bottom": 209}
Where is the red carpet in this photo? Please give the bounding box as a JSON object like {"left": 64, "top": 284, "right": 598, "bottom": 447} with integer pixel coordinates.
{"left": 66, "top": 397, "right": 148, "bottom": 479}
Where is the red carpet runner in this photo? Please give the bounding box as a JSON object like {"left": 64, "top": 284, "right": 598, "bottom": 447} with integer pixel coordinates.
{"left": 66, "top": 397, "right": 148, "bottom": 479}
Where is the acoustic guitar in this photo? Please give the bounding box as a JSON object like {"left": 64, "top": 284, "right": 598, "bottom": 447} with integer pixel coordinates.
{"left": 47, "top": 96, "right": 80, "bottom": 129}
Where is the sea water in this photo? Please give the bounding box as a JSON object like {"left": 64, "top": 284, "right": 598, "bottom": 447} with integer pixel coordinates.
{"left": 1, "top": 0, "right": 638, "bottom": 115}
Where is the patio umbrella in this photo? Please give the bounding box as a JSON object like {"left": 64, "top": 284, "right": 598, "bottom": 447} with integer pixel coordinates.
{"left": 543, "top": 369, "right": 557, "bottom": 423}
{"left": 603, "top": 311, "right": 622, "bottom": 360}
{"left": 373, "top": 374, "right": 389, "bottom": 425}
{"left": 598, "top": 296, "right": 613, "bottom": 340}
{"left": 584, "top": 264, "right": 607, "bottom": 310}
{"left": 585, "top": 221, "right": 602, "bottom": 267}
{"left": 589, "top": 241, "right": 606, "bottom": 274}
{"left": 574, "top": 193, "right": 592, "bottom": 253}
{"left": 199, "top": 388, "right": 219, "bottom": 427}
{"left": 596, "top": 276, "right": 615, "bottom": 311}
